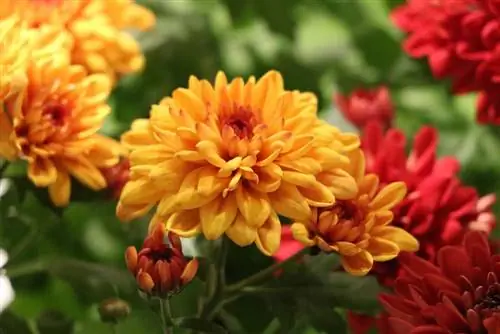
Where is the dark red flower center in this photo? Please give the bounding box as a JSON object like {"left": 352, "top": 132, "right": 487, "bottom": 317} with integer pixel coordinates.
{"left": 43, "top": 103, "right": 70, "bottom": 127}
{"left": 474, "top": 283, "right": 500, "bottom": 315}
{"left": 332, "top": 200, "right": 365, "bottom": 225}
{"left": 148, "top": 245, "right": 174, "bottom": 263}
{"left": 220, "top": 105, "right": 257, "bottom": 139}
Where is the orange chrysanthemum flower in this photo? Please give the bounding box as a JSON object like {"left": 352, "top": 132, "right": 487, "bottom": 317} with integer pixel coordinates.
{"left": 0, "top": 0, "right": 155, "bottom": 82}
{"left": 117, "top": 70, "right": 360, "bottom": 256}
{"left": 291, "top": 149, "right": 419, "bottom": 276}
{"left": 0, "top": 48, "right": 122, "bottom": 206}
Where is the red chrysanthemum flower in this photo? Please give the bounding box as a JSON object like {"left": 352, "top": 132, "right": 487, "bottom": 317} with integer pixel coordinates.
{"left": 392, "top": 0, "right": 500, "bottom": 124}
{"left": 380, "top": 231, "right": 500, "bottom": 334}
{"left": 363, "top": 122, "right": 496, "bottom": 286}
{"left": 334, "top": 86, "right": 394, "bottom": 130}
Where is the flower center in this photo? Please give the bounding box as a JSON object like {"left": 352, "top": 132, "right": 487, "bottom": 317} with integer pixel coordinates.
{"left": 331, "top": 200, "right": 365, "bottom": 225}
{"left": 474, "top": 283, "right": 500, "bottom": 315}
{"left": 43, "top": 102, "right": 70, "bottom": 127}
{"left": 149, "top": 245, "right": 174, "bottom": 263}
{"left": 220, "top": 105, "right": 256, "bottom": 139}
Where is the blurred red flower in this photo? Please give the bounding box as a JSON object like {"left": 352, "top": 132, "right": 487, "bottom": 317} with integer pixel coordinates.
{"left": 100, "top": 159, "right": 130, "bottom": 200}
{"left": 363, "top": 121, "right": 496, "bottom": 286}
{"left": 347, "top": 121, "right": 496, "bottom": 334}
{"left": 391, "top": 0, "right": 500, "bottom": 124}
{"left": 380, "top": 231, "right": 500, "bottom": 334}
{"left": 334, "top": 87, "right": 394, "bottom": 129}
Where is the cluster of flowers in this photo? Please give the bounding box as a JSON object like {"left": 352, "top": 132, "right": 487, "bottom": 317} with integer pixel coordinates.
{"left": 309, "top": 88, "right": 496, "bottom": 333}
{"left": 392, "top": 0, "right": 500, "bottom": 124}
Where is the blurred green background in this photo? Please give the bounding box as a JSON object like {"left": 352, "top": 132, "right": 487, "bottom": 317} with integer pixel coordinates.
{"left": 2, "top": 0, "right": 500, "bottom": 333}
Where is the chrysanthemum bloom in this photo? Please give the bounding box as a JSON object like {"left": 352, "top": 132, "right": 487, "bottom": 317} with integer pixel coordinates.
{"left": 391, "top": 0, "right": 500, "bottom": 124}
{"left": 0, "top": 15, "right": 31, "bottom": 102}
{"left": 117, "top": 70, "right": 360, "bottom": 256}
{"left": 125, "top": 223, "right": 198, "bottom": 297}
{"left": 0, "top": 49, "right": 122, "bottom": 206}
{"left": 380, "top": 231, "right": 500, "bottom": 334}
{"left": 362, "top": 121, "right": 496, "bottom": 285}
{"left": 0, "top": 0, "right": 156, "bottom": 83}
{"left": 100, "top": 158, "right": 130, "bottom": 200}
{"left": 334, "top": 86, "right": 393, "bottom": 129}
{"left": 291, "top": 148, "right": 419, "bottom": 276}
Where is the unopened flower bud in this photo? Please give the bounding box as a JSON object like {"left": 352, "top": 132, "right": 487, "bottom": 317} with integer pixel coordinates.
{"left": 98, "top": 298, "right": 131, "bottom": 324}
{"left": 125, "top": 223, "right": 199, "bottom": 298}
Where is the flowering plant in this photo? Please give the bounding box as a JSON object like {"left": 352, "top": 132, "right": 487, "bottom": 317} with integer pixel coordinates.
{"left": 1, "top": 1, "right": 500, "bottom": 333}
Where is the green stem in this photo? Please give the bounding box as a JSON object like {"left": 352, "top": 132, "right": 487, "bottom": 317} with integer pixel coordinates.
{"left": 5, "top": 259, "right": 46, "bottom": 278}
{"left": 110, "top": 324, "right": 118, "bottom": 334}
{"left": 0, "top": 161, "right": 9, "bottom": 179}
{"left": 199, "top": 237, "right": 229, "bottom": 321}
{"left": 225, "top": 248, "right": 308, "bottom": 294}
{"left": 159, "top": 298, "right": 173, "bottom": 334}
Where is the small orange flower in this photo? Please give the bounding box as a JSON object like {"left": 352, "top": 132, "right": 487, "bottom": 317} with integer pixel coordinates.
{"left": 125, "top": 223, "right": 198, "bottom": 297}
{"left": 0, "top": 45, "right": 121, "bottom": 206}
{"left": 0, "top": 0, "right": 156, "bottom": 82}
{"left": 291, "top": 149, "right": 419, "bottom": 276}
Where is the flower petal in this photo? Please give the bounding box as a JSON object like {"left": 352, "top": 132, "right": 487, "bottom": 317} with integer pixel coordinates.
{"left": 341, "top": 250, "right": 374, "bottom": 276}
{"left": 28, "top": 157, "right": 57, "bottom": 187}
{"left": 48, "top": 170, "right": 71, "bottom": 207}
{"left": 255, "top": 212, "right": 281, "bottom": 256}
{"left": 371, "top": 226, "right": 419, "bottom": 253}
{"left": 200, "top": 194, "right": 237, "bottom": 240}
{"left": 369, "top": 182, "right": 407, "bottom": 211}
{"left": 365, "top": 237, "right": 400, "bottom": 261}
{"left": 290, "top": 223, "right": 315, "bottom": 247}
{"left": 165, "top": 210, "right": 201, "bottom": 237}
{"left": 226, "top": 214, "right": 258, "bottom": 246}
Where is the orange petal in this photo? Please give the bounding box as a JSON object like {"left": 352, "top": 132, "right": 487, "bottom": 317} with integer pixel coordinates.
{"left": 341, "top": 250, "right": 374, "bottom": 276}
{"left": 369, "top": 182, "right": 407, "bottom": 211}
{"left": 290, "top": 222, "right": 315, "bottom": 247}
{"left": 28, "top": 157, "right": 57, "bottom": 187}
{"left": 268, "top": 182, "right": 311, "bottom": 221}
{"left": 365, "top": 237, "right": 400, "bottom": 262}
{"left": 226, "top": 214, "right": 258, "bottom": 246}
{"left": 255, "top": 212, "right": 281, "bottom": 256}
{"left": 235, "top": 187, "right": 271, "bottom": 228}
{"left": 370, "top": 226, "right": 419, "bottom": 253}
{"left": 200, "top": 194, "right": 238, "bottom": 240}
{"left": 165, "top": 210, "right": 201, "bottom": 238}
{"left": 48, "top": 170, "right": 71, "bottom": 207}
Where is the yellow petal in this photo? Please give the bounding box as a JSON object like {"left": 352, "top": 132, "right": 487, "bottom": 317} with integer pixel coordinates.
{"left": 48, "top": 170, "right": 71, "bottom": 207}
{"left": 335, "top": 241, "right": 362, "bottom": 256}
{"left": 235, "top": 187, "right": 271, "bottom": 228}
{"left": 172, "top": 88, "right": 207, "bottom": 121}
{"left": 268, "top": 182, "right": 311, "bottom": 221}
{"left": 290, "top": 223, "right": 315, "bottom": 247}
{"left": 28, "top": 158, "right": 58, "bottom": 187}
{"left": 369, "top": 182, "right": 407, "bottom": 211}
{"left": 63, "top": 157, "right": 106, "bottom": 190}
{"left": 117, "top": 202, "right": 155, "bottom": 222}
{"left": 255, "top": 212, "right": 281, "bottom": 256}
{"left": 226, "top": 214, "right": 258, "bottom": 246}
{"left": 370, "top": 226, "right": 419, "bottom": 253}
{"left": 200, "top": 194, "right": 238, "bottom": 240}
{"left": 119, "top": 179, "right": 162, "bottom": 206}
{"left": 317, "top": 168, "right": 358, "bottom": 200}
{"left": 365, "top": 237, "right": 400, "bottom": 262}
{"left": 165, "top": 210, "right": 201, "bottom": 237}
{"left": 341, "top": 251, "right": 374, "bottom": 276}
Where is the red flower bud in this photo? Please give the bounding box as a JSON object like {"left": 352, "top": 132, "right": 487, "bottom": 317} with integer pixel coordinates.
{"left": 125, "top": 223, "right": 198, "bottom": 297}
{"left": 335, "top": 86, "right": 393, "bottom": 130}
{"left": 101, "top": 159, "right": 130, "bottom": 199}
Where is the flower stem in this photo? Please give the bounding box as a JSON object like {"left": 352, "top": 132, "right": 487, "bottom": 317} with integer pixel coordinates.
{"left": 225, "top": 248, "right": 308, "bottom": 294}
{"left": 159, "top": 298, "right": 173, "bottom": 334}
{"left": 0, "top": 161, "right": 9, "bottom": 179}
{"left": 199, "top": 237, "right": 229, "bottom": 321}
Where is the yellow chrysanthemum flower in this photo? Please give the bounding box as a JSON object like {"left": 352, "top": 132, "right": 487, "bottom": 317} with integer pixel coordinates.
{"left": 117, "top": 70, "right": 360, "bottom": 256}
{"left": 0, "top": 0, "right": 156, "bottom": 83}
{"left": 291, "top": 149, "right": 419, "bottom": 276}
{"left": 0, "top": 47, "right": 122, "bottom": 207}
{"left": 0, "top": 15, "right": 73, "bottom": 161}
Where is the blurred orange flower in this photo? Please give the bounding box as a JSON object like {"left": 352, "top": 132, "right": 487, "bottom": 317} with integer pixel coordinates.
{"left": 0, "top": 0, "right": 156, "bottom": 83}
{"left": 0, "top": 44, "right": 122, "bottom": 206}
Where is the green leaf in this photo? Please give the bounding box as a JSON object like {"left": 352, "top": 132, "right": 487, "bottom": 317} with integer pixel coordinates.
{"left": 0, "top": 311, "right": 32, "bottom": 334}
{"left": 173, "top": 317, "right": 228, "bottom": 334}
{"left": 306, "top": 308, "right": 346, "bottom": 334}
